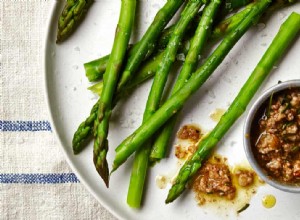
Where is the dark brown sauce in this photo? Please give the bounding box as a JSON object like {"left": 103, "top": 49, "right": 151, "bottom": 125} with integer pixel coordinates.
{"left": 250, "top": 87, "right": 300, "bottom": 185}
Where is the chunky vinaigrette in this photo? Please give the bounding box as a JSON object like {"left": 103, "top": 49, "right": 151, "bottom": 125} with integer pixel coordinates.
{"left": 175, "top": 124, "right": 202, "bottom": 159}
{"left": 192, "top": 159, "right": 236, "bottom": 201}
{"left": 251, "top": 88, "right": 300, "bottom": 184}
{"left": 169, "top": 124, "right": 265, "bottom": 212}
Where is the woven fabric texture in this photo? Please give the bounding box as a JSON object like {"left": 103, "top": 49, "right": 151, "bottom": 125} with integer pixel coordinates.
{"left": 0, "top": 1, "right": 116, "bottom": 219}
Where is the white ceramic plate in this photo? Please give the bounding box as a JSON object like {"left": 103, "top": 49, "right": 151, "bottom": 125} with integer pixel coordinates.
{"left": 44, "top": 1, "right": 300, "bottom": 219}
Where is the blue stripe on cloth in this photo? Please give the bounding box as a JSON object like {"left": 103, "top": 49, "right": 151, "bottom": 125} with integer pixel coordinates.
{"left": 0, "top": 173, "right": 79, "bottom": 184}
{"left": 0, "top": 120, "right": 52, "bottom": 132}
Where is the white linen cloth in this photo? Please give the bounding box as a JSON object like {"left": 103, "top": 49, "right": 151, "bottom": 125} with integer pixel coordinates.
{"left": 0, "top": 1, "right": 116, "bottom": 219}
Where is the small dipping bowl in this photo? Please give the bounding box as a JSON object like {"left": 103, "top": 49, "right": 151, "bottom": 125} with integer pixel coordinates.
{"left": 244, "top": 80, "right": 300, "bottom": 193}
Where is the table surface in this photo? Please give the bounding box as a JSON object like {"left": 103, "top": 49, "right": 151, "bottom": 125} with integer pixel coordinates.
{"left": 0, "top": 1, "right": 115, "bottom": 219}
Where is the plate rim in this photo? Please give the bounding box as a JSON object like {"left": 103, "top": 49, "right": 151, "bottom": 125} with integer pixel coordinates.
{"left": 42, "top": 2, "right": 122, "bottom": 219}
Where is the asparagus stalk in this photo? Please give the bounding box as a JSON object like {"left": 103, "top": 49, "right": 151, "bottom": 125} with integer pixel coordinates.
{"left": 115, "top": 0, "right": 186, "bottom": 96}
{"left": 72, "top": 100, "right": 99, "bottom": 154}
{"left": 85, "top": 54, "right": 110, "bottom": 82}
{"left": 57, "top": 0, "right": 93, "bottom": 43}
{"left": 112, "top": 0, "right": 271, "bottom": 173}
{"left": 93, "top": 0, "right": 136, "bottom": 187}
{"left": 127, "top": 0, "right": 204, "bottom": 208}
{"left": 150, "top": 0, "right": 221, "bottom": 162}
{"left": 166, "top": 12, "right": 300, "bottom": 203}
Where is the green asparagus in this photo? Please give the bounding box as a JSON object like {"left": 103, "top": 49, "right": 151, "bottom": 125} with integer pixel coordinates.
{"left": 57, "top": 0, "right": 93, "bottom": 43}
{"left": 127, "top": 0, "right": 204, "bottom": 208}
{"left": 112, "top": 0, "right": 271, "bottom": 173}
{"left": 166, "top": 12, "right": 300, "bottom": 203}
{"left": 93, "top": 0, "right": 136, "bottom": 187}
{"left": 150, "top": 0, "right": 221, "bottom": 162}
{"left": 115, "top": 0, "right": 186, "bottom": 95}
{"left": 85, "top": 54, "right": 110, "bottom": 82}
{"left": 72, "top": 101, "right": 99, "bottom": 154}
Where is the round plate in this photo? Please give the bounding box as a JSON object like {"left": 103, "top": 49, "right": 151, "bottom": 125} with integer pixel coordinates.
{"left": 44, "top": 1, "right": 300, "bottom": 219}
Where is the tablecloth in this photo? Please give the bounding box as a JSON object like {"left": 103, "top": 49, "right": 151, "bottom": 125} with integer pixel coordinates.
{"left": 0, "top": 1, "right": 116, "bottom": 219}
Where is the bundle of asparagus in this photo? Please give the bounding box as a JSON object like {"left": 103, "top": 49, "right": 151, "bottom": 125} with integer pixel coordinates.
{"left": 73, "top": 0, "right": 260, "bottom": 156}
{"left": 68, "top": 0, "right": 299, "bottom": 208}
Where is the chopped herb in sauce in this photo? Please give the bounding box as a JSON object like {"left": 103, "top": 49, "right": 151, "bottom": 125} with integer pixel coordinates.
{"left": 237, "top": 203, "right": 250, "bottom": 214}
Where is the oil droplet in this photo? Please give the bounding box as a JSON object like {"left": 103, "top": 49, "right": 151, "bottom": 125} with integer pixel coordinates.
{"left": 262, "top": 194, "right": 276, "bottom": 208}
{"left": 210, "top": 108, "right": 226, "bottom": 122}
{"left": 155, "top": 175, "right": 168, "bottom": 189}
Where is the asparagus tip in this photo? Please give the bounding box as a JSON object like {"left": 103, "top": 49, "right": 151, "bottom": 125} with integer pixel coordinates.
{"left": 110, "top": 165, "right": 117, "bottom": 174}
{"left": 94, "top": 157, "right": 110, "bottom": 188}
{"left": 98, "top": 169, "right": 110, "bottom": 188}
{"left": 165, "top": 197, "right": 172, "bottom": 204}
{"left": 72, "top": 149, "right": 80, "bottom": 155}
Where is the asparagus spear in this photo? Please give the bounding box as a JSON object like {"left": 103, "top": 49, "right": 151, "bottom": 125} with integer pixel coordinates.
{"left": 127, "top": 0, "right": 204, "bottom": 208}
{"left": 85, "top": 54, "right": 110, "bottom": 82}
{"left": 57, "top": 0, "right": 93, "bottom": 43}
{"left": 112, "top": 0, "right": 271, "bottom": 173}
{"left": 72, "top": 100, "right": 99, "bottom": 154}
{"left": 115, "top": 0, "right": 186, "bottom": 95}
{"left": 93, "top": 0, "right": 136, "bottom": 187}
{"left": 166, "top": 12, "right": 300, "bottom": 203}
{"left": 150, "top": 0, "right": 221, "bottom": 162}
